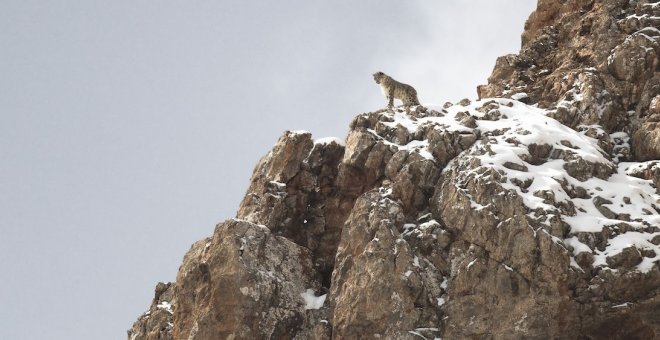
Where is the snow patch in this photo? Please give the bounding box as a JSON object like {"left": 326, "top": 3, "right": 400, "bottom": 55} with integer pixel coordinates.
{"left": 301, "top": 289, "right": 327, "bottom": 310}
{"left": 467, "top": 259, "right": 477, "bottom": 270}
{"left": 314, "top": 136, "right": 345, "bottom": 146}
{"left": 156, "top": 301, "right": 173, "bottom": 314}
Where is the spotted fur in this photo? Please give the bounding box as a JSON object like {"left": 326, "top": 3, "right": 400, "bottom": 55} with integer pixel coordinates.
{"left": 372, "top": 71, "right": 420, "bottom": 108}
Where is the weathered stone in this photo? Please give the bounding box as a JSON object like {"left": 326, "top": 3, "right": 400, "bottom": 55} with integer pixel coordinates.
{"left": 632, "top": 121, "right": 660, "bottom": 161}
{"left": 127, "top": 282, "right": 174, "bottom": 340}
{"left": 330, "top": 189, "right": 444, "bottom": 339}
{"left": 479, "top": 0, "right": 660, "bottom": 145}
{"left": 460, "top": 115, "right": 477, "bottom": 128}
{"left": 606, "top": 246, "right": 643, "bottom": 269}
{"left": 593, "top": 196, "right": 616, "bottom": 219}
{"left": 503, "top": 161, "right": 528, "bottom": 172}
{"left": 174, "top": 219, "right": 323, "bottom": 339}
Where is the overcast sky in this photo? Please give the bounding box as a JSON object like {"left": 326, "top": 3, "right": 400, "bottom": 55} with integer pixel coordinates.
{"left": 0, "top": 1, "right": 536, "bottom": 339}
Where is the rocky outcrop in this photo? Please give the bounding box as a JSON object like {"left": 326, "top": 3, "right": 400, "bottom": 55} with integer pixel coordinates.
{"left": 236, "top": 131, "right": 348, "bottom": 285}
{"left": 130, "top": 1, "right": 660, "bottom": 339}
{"left": 632, "top": 96, "right": 660, "bottom": 160}
{"left": 172, "top": 220, "right": 327, "bottom": 339}
{"left": 478, "top": 0, "right": 660, "bottom": 161}
{"left": 128, "top": 282, "right": 174, "bottom": 340}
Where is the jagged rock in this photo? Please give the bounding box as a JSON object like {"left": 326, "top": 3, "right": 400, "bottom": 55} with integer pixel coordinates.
{"left": 626, "top": 160, "right": 660, "bottom": 193}
{"left": 607, "top": 246, "right": 643, "bottom": 269}
{"left": 593, "top": 196, "right": 617, "bottom": 219}
{"left": 479, "top": 0, "right": 660, "bottom": 159}
{"left": 459, "top": 115, "right": 477, "bottom": 128}
{"left": 173, "top": 219, "right": 326, "bottom": 339}
{"left": 608, "top": 28, "right": 659, "bottom": 84}
{"left": 431, "top": 125, "right": 579, "bottom": 338}
{"left": 650, "top": 95, "right": 660, "bottom": 116}
{"left": 236, "top": 131, "right": 348, "bottom": 279}
{"left": 632, "top": 121, "right": 660, "bottom": 161}
{"left": 391, "top": 154, "right": 440, "bottom": 212}
{"left": 330, "top": 189, "right": 444, "bottom": 339}
{"left": 128, "top": 282, "right": 174, "bottom": 340}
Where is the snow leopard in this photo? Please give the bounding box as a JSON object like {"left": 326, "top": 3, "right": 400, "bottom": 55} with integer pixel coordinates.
{"left": 372, "top": 71, "right": 420, "bottom": 108}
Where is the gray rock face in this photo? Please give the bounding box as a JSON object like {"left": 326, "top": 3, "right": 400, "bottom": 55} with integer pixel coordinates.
{"left": 129, "top": 1, "right": 660, "bottom": 339}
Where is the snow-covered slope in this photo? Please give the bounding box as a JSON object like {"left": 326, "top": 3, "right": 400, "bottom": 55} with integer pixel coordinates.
{"left": 367, "top": 99, "right": 659, "bottom": 275}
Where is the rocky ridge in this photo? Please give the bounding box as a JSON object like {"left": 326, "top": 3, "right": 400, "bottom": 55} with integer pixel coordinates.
{"left": 477, "top": 0, "right": 660, "bottom": 160}
{"left": 129, "top": 1, "right": 660, "bottom": 339}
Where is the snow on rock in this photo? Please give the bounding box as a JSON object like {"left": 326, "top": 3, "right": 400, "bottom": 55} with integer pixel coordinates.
{"left": 348, "top": 104, "right": 478, "bottom": 170}
{"left": 290, "top": 130, "right": 311, "bottom": 135}
{"left": 467, "top": 99, "right": 658, "bottom": 272}
{"left": 301, "top": 289, "right": 327, "bottom": 310}
{"left": 156, "top": 301, "right": 173, "bottom": 314}
{"left": 364, "top": 98, "right": 659, "bottom": 273}
{"left": 314, "top": 136, "right": 345, "bottom": 146}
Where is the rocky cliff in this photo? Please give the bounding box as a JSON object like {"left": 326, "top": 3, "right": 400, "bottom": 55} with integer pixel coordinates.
{"left": 129, "top": 1, "right": 660, "bottom": 339}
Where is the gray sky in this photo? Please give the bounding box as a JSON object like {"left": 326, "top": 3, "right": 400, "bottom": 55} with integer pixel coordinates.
{"left": 0, "top": 1, "right": 535, "bottom": 339}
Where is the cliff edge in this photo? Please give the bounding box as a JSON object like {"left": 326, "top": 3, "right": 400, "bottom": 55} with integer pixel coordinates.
{"left": 129, "top": 1, "right": 660, "bottom": 339}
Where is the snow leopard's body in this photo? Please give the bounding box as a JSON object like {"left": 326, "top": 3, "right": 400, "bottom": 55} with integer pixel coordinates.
{"left": 373, "top": 71, "right": 420, "bottom": 108}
